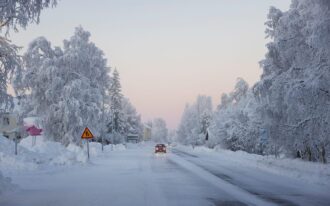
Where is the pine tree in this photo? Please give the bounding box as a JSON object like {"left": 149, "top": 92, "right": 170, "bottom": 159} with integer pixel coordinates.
{"left": 108, "top": 69, "right": 126, "bottom": 143}
{"left": 122, "top": 97, "right": 143, "bottom": 137}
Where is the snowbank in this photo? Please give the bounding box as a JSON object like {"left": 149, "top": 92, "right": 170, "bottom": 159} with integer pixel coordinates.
{"left": 19, "top": 136, "right": 88, "bottom": 166}
{"left": 0, "top": 135, "right": 128, "bottom": 197}
{"left": 175, "top": 145, "right": 330, "bottom": 186}
{"left": 0, "top": 171, "right": 16, "bottom": 195}
{"left": 0, "top": 136, "right": 88, "bottom": 173}
{"left": 89, "top": 142, "right": 126, "bottom": 156}
{"left": 0, "top": 136, "right": 40, "bottom": 171}
{"left": 0, "top": 135, "right": 128, "bottom": 173}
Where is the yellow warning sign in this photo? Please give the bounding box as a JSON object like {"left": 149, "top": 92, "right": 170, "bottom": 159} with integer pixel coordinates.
{"left": 81, "top": 127, "right": 94, "bottom": 139}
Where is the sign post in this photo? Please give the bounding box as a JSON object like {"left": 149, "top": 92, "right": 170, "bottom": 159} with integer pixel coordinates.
{"left": 32, "top": 136, "right": 36, "bottom": 146}
{"left": 81, "top": 127, "right": 94, "bottom": 160}
{"left": 14, "top": 137, "right": 18, "bottom": 155}
{"left": 87, "top": 139, "right": 90, "bottom": 159}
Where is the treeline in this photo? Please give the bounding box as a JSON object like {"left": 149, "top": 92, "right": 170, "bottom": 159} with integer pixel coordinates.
{"left": 14, "top": 28, "right": 143, "bottom": 145}
{"left": 0, "top": 1, "right": 143, "bottom": 146}
{"left": 177, "top": 0, "right": 330, "bottom": 163}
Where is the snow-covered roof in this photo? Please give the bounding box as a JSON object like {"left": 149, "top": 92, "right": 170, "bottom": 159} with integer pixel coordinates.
{"left": 23, "top": 117, "right": 40, "bottom": 127}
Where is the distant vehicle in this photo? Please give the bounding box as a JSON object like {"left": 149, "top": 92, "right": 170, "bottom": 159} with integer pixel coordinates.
{"left": 155, "top": 144, "right": 166, "bottom": 153}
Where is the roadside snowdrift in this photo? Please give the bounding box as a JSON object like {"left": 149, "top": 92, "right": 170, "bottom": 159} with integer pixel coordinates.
{"left": 0, "top": 136, "right": 125, "bottom": 174}
{"left": 0, "top": 136, "right": 125, "bottom": 172}
{"left": 0, "top": 135, "right": 127, "bottom": 195}
{"left": 0, "top": 135, "right": 88, "bottom": 172}
{"left": 0, "top": 172, "right": 16, "bottom": 195}
{"left": 175, "top": 145, "right": 330, "bottom": 186}
{"left": 19, "top": 136, "right": 87, "bottom": 166}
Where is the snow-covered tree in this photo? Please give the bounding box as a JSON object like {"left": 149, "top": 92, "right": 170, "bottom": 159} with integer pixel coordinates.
{"left": 0, "top": 37, "right": 21, "bottom": 113}
{"left": 254, "top": 0, "right": 330, "bottom": 162}
{"left": 174, "top": 0, "right": 330, "bottom": 163}
{"left": 0, "top": 0, "right": 57, "bottom": 33}
{"left": 18, "top": 27, "right": 111, "bottom": 145}
{"left": 177, "top": 95, "right": 213, "bottom": 146}
{"left": 151, "top": 118, "right": 168, "bottom": 143}
{"left": 107, "top": 69, "right": 126, "bottom": 144}
{"left": 0, "top": 0, "right": 59, "bottom": 192}
{"left": 121, "top": 97, "right": 143, "bottom": 139}
{"left": 0, "top": 0, "right": 58, "bottom": 113}
{"left": 209, "top": 78, "right": 261, "bottom": 152}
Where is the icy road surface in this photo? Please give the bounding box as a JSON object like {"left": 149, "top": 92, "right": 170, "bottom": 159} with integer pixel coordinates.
{"left": 171, "top": 148, "right": 330, "bottom": 206}
{"left": 1, "top": 144, "right": 329, "bottom": 206}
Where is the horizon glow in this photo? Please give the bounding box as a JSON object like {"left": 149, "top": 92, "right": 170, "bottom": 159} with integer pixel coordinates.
{"left": 9, "top": 0, "right": 291, "bottom": 129}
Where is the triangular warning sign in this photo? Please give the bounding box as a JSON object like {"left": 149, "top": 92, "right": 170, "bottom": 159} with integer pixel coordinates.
{"left": 81, "top": 127, "right": 94, "bottom": 139}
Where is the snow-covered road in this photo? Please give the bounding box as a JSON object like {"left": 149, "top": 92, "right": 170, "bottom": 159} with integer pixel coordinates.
{"left": 1, "top": 143, "right": 329, "bottom": 206}
{"left": 172, "top": 148, "right": 330, "bottom": 206}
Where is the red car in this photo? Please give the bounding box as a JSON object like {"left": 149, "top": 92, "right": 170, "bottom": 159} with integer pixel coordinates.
{"left": 155, "top": 144, "right": 166, "bottom": 153}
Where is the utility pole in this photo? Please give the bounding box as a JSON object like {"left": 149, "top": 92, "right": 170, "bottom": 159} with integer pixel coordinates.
{"left": 111, "top": 110, "right": 114, "bottom": 151}
{"left": 14, "top": 137, "right": 18, "bottom": 155}
{"left": 101, "top": 92, "right": 105, "bottom": 152}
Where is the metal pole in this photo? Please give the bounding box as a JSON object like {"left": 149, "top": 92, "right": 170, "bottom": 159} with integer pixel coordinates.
{"left": 32, "top": 136, "right": 36, "bottom": 147}
{"left": 15, "top": 138, "right": 18, "bottom": 155}
{"left": 87, "top": 139, "right": 90, "bottom": 160}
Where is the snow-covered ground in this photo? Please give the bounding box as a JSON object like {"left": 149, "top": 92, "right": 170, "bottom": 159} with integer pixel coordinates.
{"left": 0, "top": 135, "right": 126, "bottom": 172}
{"left": 1, "top": 138, "right": 330, "bottom": 206}
{"left": 172, "top": 145, "right": 330, "bottom": 206}
{"left": 0, "top": 135, "right": 124, "bottom": 194}
{"left": 1, "top": 141, "right": 253, "bottom": 206}
{"left": 174, "top": 145, "right": 330, "bottom": 186}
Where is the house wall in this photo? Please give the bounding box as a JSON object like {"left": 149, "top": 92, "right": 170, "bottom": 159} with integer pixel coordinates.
{"left": 143, "top": 127, "right": 151, "bottom": 141}
{"left": 0, "top": 113, "right": 19, "bottom": 139}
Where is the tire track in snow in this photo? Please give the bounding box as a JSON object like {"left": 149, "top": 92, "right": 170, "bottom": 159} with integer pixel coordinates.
{"left": 169, "top": 150, "right": 277, "bottom": 206}
{"left": 172, "top": 149, "right": 300, "bottom": 206}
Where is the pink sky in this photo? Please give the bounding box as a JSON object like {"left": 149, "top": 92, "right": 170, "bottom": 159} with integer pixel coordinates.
{"left": 9, "top": 0, "right": 291, "bottom": 129}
